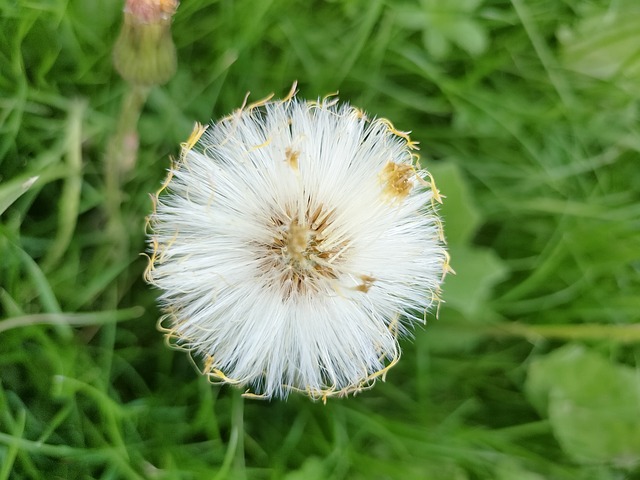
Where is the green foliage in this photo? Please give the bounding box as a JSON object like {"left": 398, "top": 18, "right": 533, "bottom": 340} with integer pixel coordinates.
{"left": 558, "top": 0, "right": 640, "bottom": 94}
{"left": 527, "top": 344, "right": 640, "bottom": 469}
{"left": 1, "top": 0, "right": 639, "bottom": 478}
{"left": 429, "top": 162, "right": 508, "bottom": 317}
{"left": 0, "top": 176, "right": 39, "bottom": 216}
{"left": 395, "top": 0, "right": 490, "bottom": 58}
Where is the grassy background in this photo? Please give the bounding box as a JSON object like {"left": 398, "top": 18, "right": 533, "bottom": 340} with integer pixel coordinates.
{"left": 1, "top": 0, "right": 640, "bottom": 478}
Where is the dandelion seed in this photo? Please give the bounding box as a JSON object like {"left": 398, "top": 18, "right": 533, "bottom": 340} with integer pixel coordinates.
{"left": 146, "top": 92, "right": 449, "bottom": 400}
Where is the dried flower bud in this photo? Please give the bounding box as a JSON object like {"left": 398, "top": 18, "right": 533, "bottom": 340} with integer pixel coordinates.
{"left": 113, "top": 0, "right": 179, "bottom": 86}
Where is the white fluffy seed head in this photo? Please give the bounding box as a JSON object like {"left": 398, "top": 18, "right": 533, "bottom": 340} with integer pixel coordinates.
{"left": 145, "top": 91, "right": 450, "bottom": 400}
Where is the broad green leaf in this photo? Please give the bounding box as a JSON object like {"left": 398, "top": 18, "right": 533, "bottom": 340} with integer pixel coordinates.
{"left": 526, "top": 344, "right": 640, "bottom": 469}
{"left": 495, "top": 460, "right": 545, "bottom": 480}
{"left": 449, "top": 19, "right": 488, "bottom": 57}
{"left": 283, "top": 457, "right": 326, "bottom": 480}
{"left": 428, "top": 162, "right": 507, "bottom": 317}
{"left": 441, "top": 243, "right": 507, "bottom": 317}
{"left": 423, "top": 29, "right": 450, "bottom": 59}
{"left": 428, "top": 162, "right": 480, "bottom": 245}
{"left": 558, "top": 3, "right": 640, "bottom": 93}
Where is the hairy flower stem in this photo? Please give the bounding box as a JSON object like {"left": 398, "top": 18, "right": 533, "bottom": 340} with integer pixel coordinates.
{"left": 99, "top": 86, "right": 148, "bottom": 390}
{"left": 104, "top": 84, "right": 149, "bottom": 257}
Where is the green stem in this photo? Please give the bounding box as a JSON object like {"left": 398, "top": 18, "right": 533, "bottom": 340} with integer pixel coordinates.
{"left": 100, "top": 84, "right": 148, "bottom": 392}
{"left": 213, "top": 390, "right": 246, "bottom": 480}
{"left": 104, "top": 84, "right": 149, "bottom": 256}
{"left": 501, "top": 322, "right": 640, "bottom": 343}
{"left": 447, "top": 321, "right": 640, "bottom": 343}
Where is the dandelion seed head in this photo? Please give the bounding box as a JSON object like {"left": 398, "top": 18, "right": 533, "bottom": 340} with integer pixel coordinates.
{"left": 146, "top": 92, "right": 449, "bottom": 400}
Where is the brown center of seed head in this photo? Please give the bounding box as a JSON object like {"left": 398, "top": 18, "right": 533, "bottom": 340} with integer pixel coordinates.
{"left": 260, "top": 203, "right": 345, "bottom": 297}
{"left": 285, "top": 220, "right": 312, "bottom": 268}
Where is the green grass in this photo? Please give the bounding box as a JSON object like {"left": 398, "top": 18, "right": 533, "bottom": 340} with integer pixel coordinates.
{"left": 1, "top": 0, "right": 640, "bottom": 478}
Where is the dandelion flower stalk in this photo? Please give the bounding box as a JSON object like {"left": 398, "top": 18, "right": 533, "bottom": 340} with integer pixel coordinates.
{"left": 146, "top": 89, "right": 450, "bottom": 400}
{"left": 100, "top": 0, "right": 178, "bottom": 388}
{"left": 105, "top": 0, "right": 179, "bottom": 251}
